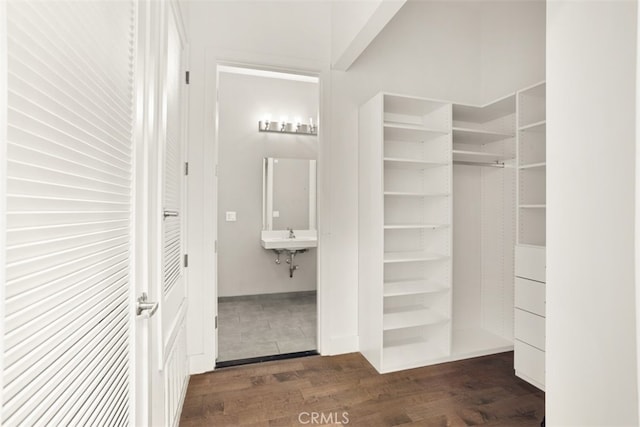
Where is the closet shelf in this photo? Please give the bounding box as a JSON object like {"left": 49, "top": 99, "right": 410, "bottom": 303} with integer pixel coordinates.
{"left": 384, "top": 191, "right": 450, "bottom": 198}
{"left": 519, "top": 162, "right": 546, "bottom": 169}
{"left": 519, "top": 120, "right": 546, "bottom": 132}
{"left": 383, "top": 307, "right": 449, "bottom": 330}
{"left": 384, "top": 251, "right": 449, "bottom": 264}
{"left": 381, "top": 338, "right": 449, "bottom": 373}
{"left": 452, "top": 127, "right": 514, "bottom": 145}
{"left": 516, "top": 243, "right": 546, "bottom": 250}
{"left": 519, "top": 204, "right": 546, "bottom": 209}
{"left": 384, "top": 122, "right": 448, "bottom": 142}
{"left": 384, "top": 280, "right": 449, "bottom": 297}
{"left": 453, "top": 149, "right": 509, "bottom": 163}
{"left": 383, "top": 157, "right": 447, "bottom": 169}
{"left": 452, "top": 95, "right": 516, "bottom": 124}
{"left": 383, "top": 223, "right": 449, "bottom": 230}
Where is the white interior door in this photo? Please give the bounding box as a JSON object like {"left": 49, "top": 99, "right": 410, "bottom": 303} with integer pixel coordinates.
{"left": 2, "top": 1, "right": 138, "bottom": 425}
{"left": 148, "top": 1, "right": 189, "bottom": 426}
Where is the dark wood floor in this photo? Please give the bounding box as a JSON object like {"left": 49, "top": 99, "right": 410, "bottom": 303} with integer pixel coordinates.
{"left": 180, "top": 351, "right": 544, "bottom": 426}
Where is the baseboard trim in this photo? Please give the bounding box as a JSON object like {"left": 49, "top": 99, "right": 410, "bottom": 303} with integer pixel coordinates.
{"left": 326, "top": 335, "right": 359, "bottom": 355}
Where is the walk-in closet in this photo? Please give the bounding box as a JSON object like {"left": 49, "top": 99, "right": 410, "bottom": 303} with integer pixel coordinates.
{"left": 358, "top": 86, "right": 546, "bottom": 380}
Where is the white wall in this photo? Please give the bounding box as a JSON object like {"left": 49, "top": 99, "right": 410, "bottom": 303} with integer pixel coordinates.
{"left": 547, "top": 1, "right": 639, "bottom": 425}
{"left": 480, "top": 0, "right": 546, "bottom": 102}
{"left": 217, "top": 71, "right": 317, "bottom": 297}
{"left": 343, "top": 0, "right": 484, "bottom": 104}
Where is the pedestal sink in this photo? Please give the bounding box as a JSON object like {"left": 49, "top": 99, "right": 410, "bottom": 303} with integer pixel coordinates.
{"left": 260, "top": 230, "right": 318, "bottom": 250}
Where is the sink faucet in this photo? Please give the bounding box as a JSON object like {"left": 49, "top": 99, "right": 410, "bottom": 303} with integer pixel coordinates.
{"left": 287, "top": 228, "right": 295, "bottom": 239}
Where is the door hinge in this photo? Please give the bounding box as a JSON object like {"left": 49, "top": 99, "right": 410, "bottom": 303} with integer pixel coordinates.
{"left": 185, "top": 71, "right": 190, "bottom": 84}
{"left": 215, "top": 315, "right": 218, "bottom": 329}
{"left": 185, "top": 162, "right": 189, "bottom": 176}
{"left": 184, "top": 254, "right": 189, "bottom": 268}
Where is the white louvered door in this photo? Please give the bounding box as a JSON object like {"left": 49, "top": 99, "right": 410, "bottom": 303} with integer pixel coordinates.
{"left": 1, "top": 1, "right": 137, "bottom": 425}
{"left": 150, "top": 2, "right": 189, "bottom": 426}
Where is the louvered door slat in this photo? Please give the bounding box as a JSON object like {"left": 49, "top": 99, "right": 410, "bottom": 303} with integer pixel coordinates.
{"left": 7, "top": 219, "right": 130, "bottom": 245}
{"left": 6, "top": 242, "right": 128, "bottom": 296}
{"left": 6, "top": 258, "right": 128, "bottom": 325}
{"left": 2, "top": 1, "right": 136, "bottom": 425}
{"left": 57, "top": 333, "right": 127, "bottom": 425}
{"left": 8, "top": 96, "right": 131, "bottom": 158}
{"left": 7, "top": 211, "right": 130, "bottom": 228}
{"left": 8, "top": 60, "right": 133, "bottom": 138}
{"left": 7, "top": 149, "right": 130, "bottom": 187}
{"left": 9, "top": 74, "right": 132, "bottom": 144}
{"left": 3, "top": 297, "right": 127, "bottom": 419}
{"left": 6, "top": 234, "right": 129, "bottom": 279}
{"left": 46, "top": 325, "right": 128, "bottom": 425}
{"left": 8, "top": 50, "right": 132, "bottom": 128}
{"left": 8, "top": 4, "right": 132, "bottom": 110}
{"left": 6, "top": 305, "right": 128, "bottom": 425}
{"left": 7, "top": 113, "right": 130, "bottom": 170}
{"left": 4, "top": 279, "right": 127, "bottom": 377}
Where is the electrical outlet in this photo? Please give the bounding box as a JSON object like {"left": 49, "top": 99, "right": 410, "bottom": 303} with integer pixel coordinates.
{"left": 226, "top": 211, "right": 237, "bottom": 222}
{"left": 273, "top": 210, "right": 280, "bottom": 218}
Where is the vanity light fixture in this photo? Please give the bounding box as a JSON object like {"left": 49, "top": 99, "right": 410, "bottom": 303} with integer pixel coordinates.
{"left": 258, "top": 114, "right": 317, "bottom": 136}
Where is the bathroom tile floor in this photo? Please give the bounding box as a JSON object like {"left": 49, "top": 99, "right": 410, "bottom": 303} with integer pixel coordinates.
{"left": 217, "top": 291, "right": 316, "bottom": 362}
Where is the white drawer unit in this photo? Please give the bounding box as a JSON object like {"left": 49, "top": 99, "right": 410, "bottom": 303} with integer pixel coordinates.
{"left": 514, "top": 340, "right": 546, "bottom": 390}
{"left": 514, "top": 309, "right": 545, "bottom": 351}
{"left": 515, "top": 277, "right": 545, "bottom": 316}
{"left": 513, "top": 247, "right": 546, "bottom": 389}
{"left": 515, "top": 244, "right": 546, "bottom": 282}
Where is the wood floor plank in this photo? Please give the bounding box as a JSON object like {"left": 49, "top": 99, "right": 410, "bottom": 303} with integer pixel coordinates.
{"left": 180, "top": 351, "right": 544, "bottom": 426}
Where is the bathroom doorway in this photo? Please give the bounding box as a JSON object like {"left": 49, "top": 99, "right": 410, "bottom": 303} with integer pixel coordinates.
{"left": 215, "top": 65, "right": 319, "bottom": 366}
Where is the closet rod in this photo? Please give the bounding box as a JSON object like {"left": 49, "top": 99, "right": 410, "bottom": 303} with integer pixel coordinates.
{"left": 453, "top": 160, "right": 504, "bottom": 168}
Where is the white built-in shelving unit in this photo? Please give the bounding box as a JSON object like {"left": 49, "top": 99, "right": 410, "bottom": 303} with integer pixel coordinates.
{"left": 359, "top": 93, "right": 452, "bottom": 373}
{"left": 359, "top": 92, "right": 517, "bottom": 374}
{"left": 514, "top": 81, "right": 546, "bottom": 390}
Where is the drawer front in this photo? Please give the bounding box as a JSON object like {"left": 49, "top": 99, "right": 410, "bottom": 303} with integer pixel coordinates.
{"left": 515, "top": 308, "right": 545, "bottom": 350}
{"left": 515, "top": 277, "right": 545, "bottom": 317}
{"left": 515, "top": 245, "right": 546, "bottom": 282}
{"left": 515, "top": 340, "right": 545, "bottom": 389}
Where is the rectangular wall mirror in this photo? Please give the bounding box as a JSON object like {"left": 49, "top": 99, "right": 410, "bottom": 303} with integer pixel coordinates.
{"left": 262, "top": 157, "right": 317, "bottom": 232}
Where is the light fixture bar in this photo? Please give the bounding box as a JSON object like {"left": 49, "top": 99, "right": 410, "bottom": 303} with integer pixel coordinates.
{"left": 258, "top": 120, "right": 318, "bottom": 136}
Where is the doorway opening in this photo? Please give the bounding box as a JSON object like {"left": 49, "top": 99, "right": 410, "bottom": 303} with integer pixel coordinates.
{"left": 215, "top": 64, "right": 320, "bottom": 366}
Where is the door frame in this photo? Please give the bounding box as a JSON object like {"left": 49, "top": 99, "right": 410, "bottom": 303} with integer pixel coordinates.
{"left": 214, "top": 63, "right": 323, "bottom": 365}
{"left": 187, "top": 49, "right": 330, "bottom": 373}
